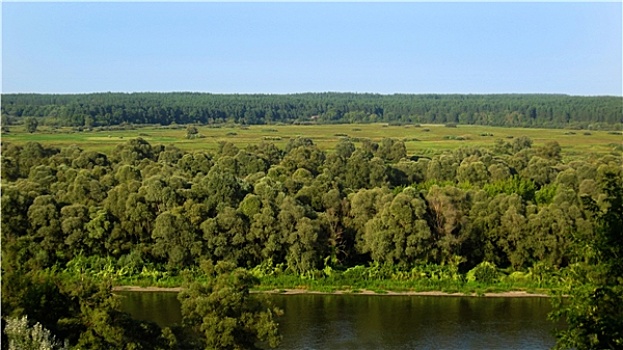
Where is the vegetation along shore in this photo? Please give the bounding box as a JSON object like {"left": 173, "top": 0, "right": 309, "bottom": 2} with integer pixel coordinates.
{"left": 113, "top": 286, "right": 549, "bottom": 298}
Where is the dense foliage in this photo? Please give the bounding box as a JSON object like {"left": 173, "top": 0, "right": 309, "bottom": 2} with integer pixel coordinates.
{"left": 178, "top": 261, "right": 282, "bottom": 350}
{"left": 1, "top": 269, "right": 171, "bottom": 349}
{"left": 550, "top": 173, "right": 623, "bottom": 349}
{"left": 2, "top": 132, "right": 621, "bottom": 347}
{"left": 2, "top": 93, "right": 621, "bottom": 130}
{"left": 2, "top": 136, "right": 620, "bottom": 274}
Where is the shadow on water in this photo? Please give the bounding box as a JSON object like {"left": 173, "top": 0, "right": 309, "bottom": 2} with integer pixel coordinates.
{"left": 117, "top": 292, "right": 560, "bottom": 350}
{"left": 116, "top": 291, "right": 182, "bottom": 328}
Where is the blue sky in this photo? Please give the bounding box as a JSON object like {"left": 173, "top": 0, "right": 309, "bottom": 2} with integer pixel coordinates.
{"left": 2, "top": 2, "right": 621, "bottom": 95}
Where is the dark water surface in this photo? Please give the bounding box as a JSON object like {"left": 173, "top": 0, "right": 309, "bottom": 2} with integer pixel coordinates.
{"left": 117, "top": 292, "right": 558, "bottom": 350}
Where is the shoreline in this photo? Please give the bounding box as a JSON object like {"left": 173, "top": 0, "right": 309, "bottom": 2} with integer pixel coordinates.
{"left": 112, "top": 286, "right": 550, "bottom": 298}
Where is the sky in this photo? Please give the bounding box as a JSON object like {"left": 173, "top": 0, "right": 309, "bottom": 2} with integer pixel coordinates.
{"left": 2, "top": 2, "right": 622, "bottom": 96}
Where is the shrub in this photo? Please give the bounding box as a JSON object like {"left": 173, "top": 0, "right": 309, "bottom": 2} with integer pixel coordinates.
{"left": 4, "top": 316, "right": 68, "bottom": 350}
{"left": 466, "top": 262, "right": 500, "bottom": 284}
{"left": 507, "top": 271, "right": 531, "bottom": 283}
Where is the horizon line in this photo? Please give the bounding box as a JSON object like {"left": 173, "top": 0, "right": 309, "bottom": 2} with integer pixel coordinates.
{"left": 2, "top": 91, "right": 621, "bottom": 98}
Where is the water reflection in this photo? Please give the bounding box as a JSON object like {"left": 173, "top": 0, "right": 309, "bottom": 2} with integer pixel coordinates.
{"left": 116, "top": 291, "right": 181, "bottom": 327}
{"left": 117, "top": 292, "right": 558, "bottom": 350}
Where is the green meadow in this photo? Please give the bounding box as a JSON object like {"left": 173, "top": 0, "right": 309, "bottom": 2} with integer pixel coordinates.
{"left": 2, "top": 123, "right": 621, "bottom": 157}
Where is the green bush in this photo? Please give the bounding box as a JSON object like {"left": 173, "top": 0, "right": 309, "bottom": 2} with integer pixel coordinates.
{"left": 4, "top": 316, "right": 68, "bottom": 350}
{"left": 467, "top": 262, "right": 500, "bottom": 284}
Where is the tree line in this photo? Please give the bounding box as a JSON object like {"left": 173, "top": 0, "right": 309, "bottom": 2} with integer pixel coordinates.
{"left": 2, "top": 93, "right": 621, "bottom": 129}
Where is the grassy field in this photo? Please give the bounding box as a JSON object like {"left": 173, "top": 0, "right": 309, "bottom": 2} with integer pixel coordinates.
{"left": 2, "top": 123, "right": 621, "bottom": 157}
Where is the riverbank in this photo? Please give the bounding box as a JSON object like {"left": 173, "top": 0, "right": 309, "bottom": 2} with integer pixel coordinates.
{"left": 112, "top": 285, "right": 549, "bottom": 298}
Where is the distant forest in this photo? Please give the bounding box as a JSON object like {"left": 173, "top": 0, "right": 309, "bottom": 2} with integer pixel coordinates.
{"left": 2, "top": 93, "right": 621, "bottom": 129}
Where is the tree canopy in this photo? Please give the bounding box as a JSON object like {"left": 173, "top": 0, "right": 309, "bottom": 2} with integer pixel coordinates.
{"left": 2, "top": 93, "right": 621, "bottom": 130}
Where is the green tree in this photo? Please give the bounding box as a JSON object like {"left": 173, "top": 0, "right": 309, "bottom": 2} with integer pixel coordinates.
{"left": 362, "top": 188, "right": 432, "bottom": 265}
{"left": 526, "top": 204, "right": 571, "bottom": 267}
{"left": 60, "top": 204, "right": 91, "bottom": 258}
{"left": 538, "top": 140, "right": 562, "bottom": 160}
{"left": 348, "top": 187, "right": 394, "bottom": 252}
{"left": 334, "top": 139, "right": 356, "bottom": 159}
{"left": 186, "top": 125, "right": 199, "bottom": 139}
{"left": 201, "top": 206, "right": 250, "bottom": 265}
{"left": 425, "top": 185, "right": 472, "bottom": 264}
{"left": 1, "top": 114, "right": 11, "bottom": 133}
{"left": 178, "top": 261, "right": 282, "bottom": 350}
{"left": 111, "top": 138, "right": 156, "bottom": 165}
{"left": 511, "top": 136, "right": 533, "bottom": 153}
{"left": 368, "top": 157, "right": 388, "bottom": 188}
{"left": 344, "top": 150, "right": 371, "bottom": 189}
{"left": 278, "top": 196, "right": 327, "bottom": 274}
{"left": 1, "top": 269, "right": 171, "bottom": 350}
{"left": 152, "top": 209, "right": 203, "bottom": 270}
{"left": 27, "top": 195, "right": 65, "bottom": 266}
{"left": 376, "top": 138, "right": 406, "bottom": 163}
{"left": 457, "top": 160, "right": 489, "bottom": 186}
{"left": 24, "top": 117, "right": 38, "bottom": 133}
{"left": 550, "top": 172, "right": 623, "bottom": 349}
{"left": 281, "top": 144, "right": 326, "bottom": 176}
{"left": 178, "top": 152, "right": 214, "bottom": 178}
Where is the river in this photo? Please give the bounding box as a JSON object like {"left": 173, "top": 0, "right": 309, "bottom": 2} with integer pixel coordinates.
{"left": 117, "top": 291, "right": 560, "bottom": 350}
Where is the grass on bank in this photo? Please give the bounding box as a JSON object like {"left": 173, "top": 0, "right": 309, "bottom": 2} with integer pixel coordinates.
{"left": 113, "top": 272, "right": 553, "bottom": 297}
{"left": 103, "top": 260, "right": 558, "bottom": 297}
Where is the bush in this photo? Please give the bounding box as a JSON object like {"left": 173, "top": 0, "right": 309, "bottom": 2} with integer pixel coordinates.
{"left": 444, "top": 135, "right": 467, "bottom": 141}
{"left": 467, "top": 262, "right": 500, "bottom": 284}
{"left": 507, "top": 271, "right": 531, "bottom": 283}
{"left": 4, "top": 316, "right": 68, "bottom": 350}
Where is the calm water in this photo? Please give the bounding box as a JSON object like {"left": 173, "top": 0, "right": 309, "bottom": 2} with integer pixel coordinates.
{"left": 117, "top": 292, "right": 559, "bottom": 350}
